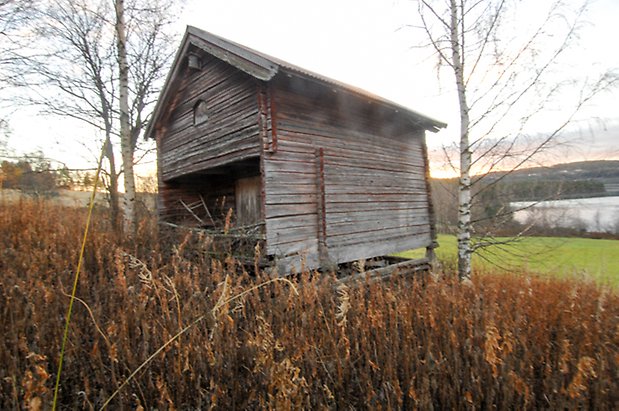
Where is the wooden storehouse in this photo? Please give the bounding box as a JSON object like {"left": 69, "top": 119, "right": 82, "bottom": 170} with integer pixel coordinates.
{"left": 145, "top": 26, "right": 446, "bottom": 272}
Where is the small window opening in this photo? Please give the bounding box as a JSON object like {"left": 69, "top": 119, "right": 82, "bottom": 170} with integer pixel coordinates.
{"left": 193, "top": 100, "right": 209, "bottom": 125}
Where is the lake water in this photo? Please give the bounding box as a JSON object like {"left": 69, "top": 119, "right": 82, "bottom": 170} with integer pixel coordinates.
{"left": 511, "top": 196, "right": 619, "bottom": 232}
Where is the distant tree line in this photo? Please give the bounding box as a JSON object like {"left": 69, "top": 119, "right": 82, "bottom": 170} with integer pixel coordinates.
{"left": 504, "top": 160, "right": 619, "bottom": 181}
{"left": 0, "top": 153, "right": 98, "bottom": 194}
{"left": 503, "top": 179, "right": 605, "bottom": 201}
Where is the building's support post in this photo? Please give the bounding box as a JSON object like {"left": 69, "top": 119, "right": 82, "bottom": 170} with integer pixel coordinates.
{"left": 420, "top": 132, "right": 438, "bottom": 269}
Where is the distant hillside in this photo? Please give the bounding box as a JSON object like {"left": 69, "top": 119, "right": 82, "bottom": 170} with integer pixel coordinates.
{"left": 432, "top": 160, "right": 619, "bottom": 203}
{"left": 486, "top": 160, "right": 619, "bottom": 197}
{"left": 492, "top": 160, "right": 619, "bottom": 181}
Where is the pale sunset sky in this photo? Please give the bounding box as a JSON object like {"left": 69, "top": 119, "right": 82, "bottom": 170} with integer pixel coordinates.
{"left": 3, "top": 0, "right": 618, "bottom": 178}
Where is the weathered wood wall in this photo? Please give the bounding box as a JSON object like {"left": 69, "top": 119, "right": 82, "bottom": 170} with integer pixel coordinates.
{"left": 263, "top": 74, "right": 432, "bottom": 271}
{"left": 157, "top": 52, "right": 261, "bottom": 182}
{"left": 155, "top": 49, "right": 262, "bottom": 227}
{"left": 153, "top": 49, "right": 433, "bottom": 272}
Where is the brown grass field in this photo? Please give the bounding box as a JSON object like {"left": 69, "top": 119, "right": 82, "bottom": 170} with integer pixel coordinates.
{"left": 1, "top": 199, "right": 618, "bottom": 409}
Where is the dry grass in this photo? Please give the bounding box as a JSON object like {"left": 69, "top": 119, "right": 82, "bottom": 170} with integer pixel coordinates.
{"left": 0, "top": 188, "right": 156, "bottom": 210}
{"left": 1, "top": 199, "right": 618, "bottom": 409}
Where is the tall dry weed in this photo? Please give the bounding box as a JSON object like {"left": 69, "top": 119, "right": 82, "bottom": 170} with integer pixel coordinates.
{"left": 0, "top": 198, "right": 618, "bottom": 409}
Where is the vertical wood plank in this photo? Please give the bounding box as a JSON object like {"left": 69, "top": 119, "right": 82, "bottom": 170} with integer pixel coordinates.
{"left": 315, "top": 147, "right": 328, "bottom": 263}
{"left": 268, "top": 84, "right": 278, "bottom": 153}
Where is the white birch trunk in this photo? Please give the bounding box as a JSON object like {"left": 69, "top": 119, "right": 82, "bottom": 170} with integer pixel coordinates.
{"left": 449, "top": 0, "right": 472, "bottom": 279}
{"left": 105, "top": 134, "right": 120, "bottom": 229}
{"left": 114, "top": 0, "right": 136, "bottom": 236}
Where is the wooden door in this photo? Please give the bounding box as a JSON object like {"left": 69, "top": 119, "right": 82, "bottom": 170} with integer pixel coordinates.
{"left": 235, "top": 176, "right": 262, "bottom": 226}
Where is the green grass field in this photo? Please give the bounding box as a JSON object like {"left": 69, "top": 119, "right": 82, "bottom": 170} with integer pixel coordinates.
{"left": 397, "top": 234, "right": 619, "bottom": 287}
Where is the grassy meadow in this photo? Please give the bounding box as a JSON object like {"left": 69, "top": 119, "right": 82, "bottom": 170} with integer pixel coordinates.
{"left": 1, "top": 199, "right": 618, "bottom": 409}
{"left": 398, "top": 234, "right": 619, "bottom": 287}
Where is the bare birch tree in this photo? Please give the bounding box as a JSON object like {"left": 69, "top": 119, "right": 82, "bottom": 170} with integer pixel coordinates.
{"left": 9, "top": 0, "right": 180, "bottom": 232}
{"left": 114, "top": 0, "right": 136, "bottom": 235}
{"left": 0, "top": 119, "right": 8, "bottom": 156}
{"left": 414, "top": 0, "right": 617, "bottom": 279}
{"left": 1, "top": 0, "right": 33, "bottom": 133}
{"left": 0, "top": 0, "right": 32, "bottom": 79}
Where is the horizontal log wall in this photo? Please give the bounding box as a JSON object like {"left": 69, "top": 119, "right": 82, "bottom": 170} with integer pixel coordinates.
{"left": 158, "top": 54, "right": 261, "bottom": 182}
{"left": 154, "top": 55, "right": 433, "bottom": 271}
{"left": 264, "top": 74, "right": 432, "bottom": 270}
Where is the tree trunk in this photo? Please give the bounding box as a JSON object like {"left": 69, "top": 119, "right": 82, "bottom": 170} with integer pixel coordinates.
{"left": 114, "top": 0, "right": 136, "bottom": 237}
{"left": 104, "top": 134, "right": 120, "bottom": 230}
{"left": 449, "top": 0, "right": 472, "bottom": 280}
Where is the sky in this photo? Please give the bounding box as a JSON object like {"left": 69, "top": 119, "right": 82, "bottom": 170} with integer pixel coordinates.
{"left": 3, "top": 0, "right": 618, "bottom": 177}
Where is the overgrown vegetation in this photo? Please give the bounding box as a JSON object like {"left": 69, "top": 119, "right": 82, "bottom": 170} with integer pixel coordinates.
{"left": 399, "top": 234, "right": 619, "bottom": 287}
{"left": 1, "top": 199, "right": 618, "bottom": 409}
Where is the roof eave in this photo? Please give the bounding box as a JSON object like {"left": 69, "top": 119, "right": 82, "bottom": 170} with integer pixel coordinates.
{"left": 144, "top": 31, "right": 192, "bottom": 140}
{"left": 186, "top": 26, "right": 278, "bottom": 81}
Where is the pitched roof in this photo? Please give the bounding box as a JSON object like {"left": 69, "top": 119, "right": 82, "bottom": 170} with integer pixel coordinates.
{"left": 145, "top": 26, "right": 446, "bottom": 139}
